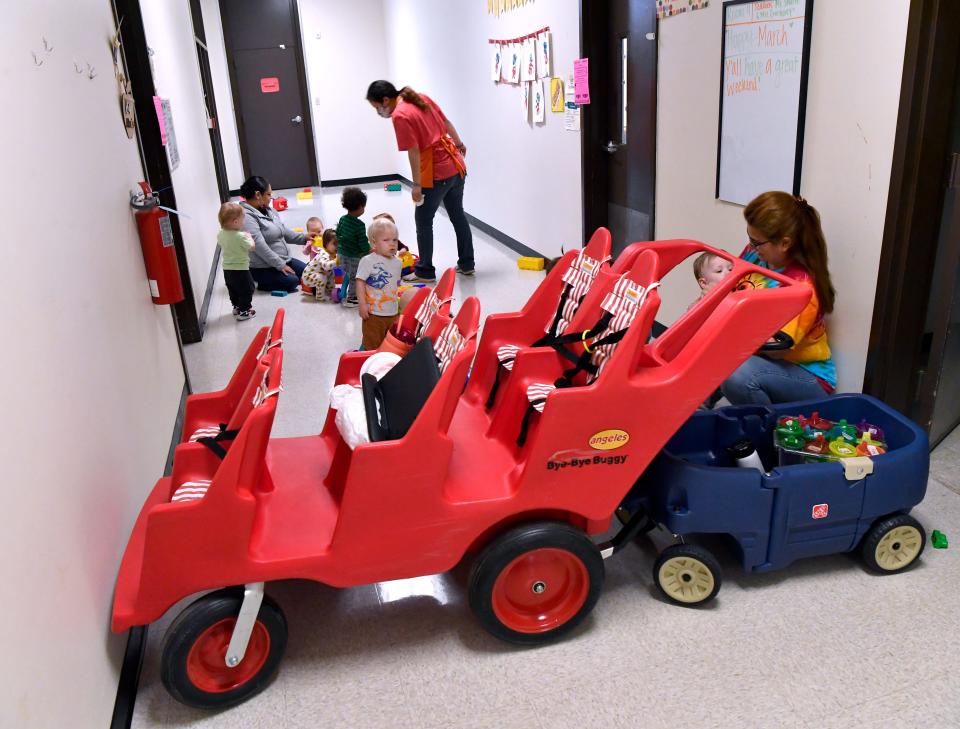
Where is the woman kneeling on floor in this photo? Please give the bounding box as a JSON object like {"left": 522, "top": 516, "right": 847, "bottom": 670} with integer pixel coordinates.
{"left": 240, "top": 175, "right": 307, "bottom": 292}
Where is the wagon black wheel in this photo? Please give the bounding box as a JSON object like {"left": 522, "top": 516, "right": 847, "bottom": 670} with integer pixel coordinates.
{"left": 160, "top": 588, "right": 287, "bottom": 709}
{"left": 653, "top": 544, "right": 722, "bottom": 606}
{"left": 469, "top": 522, "right": 604, "bottom": 646}
{"left": 861, "top": 514, "right": 925, "bottom": 574}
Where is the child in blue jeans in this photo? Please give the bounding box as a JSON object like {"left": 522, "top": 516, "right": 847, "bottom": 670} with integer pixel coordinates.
{"left": 335, "top": 187, "right": 369, "bottom": 308}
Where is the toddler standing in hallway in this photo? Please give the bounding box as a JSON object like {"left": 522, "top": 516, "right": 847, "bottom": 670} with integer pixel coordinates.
{"left": 356, "top": 217, "right": 402, "bottom": 350}
{"left": 217, "top": 202, "right": 257, "bottom": 321}
{"left": 336, "top": 187, "right": 370, "bottom": 308}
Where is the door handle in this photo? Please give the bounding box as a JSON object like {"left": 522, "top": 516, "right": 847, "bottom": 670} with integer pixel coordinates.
{"left": 605, "top": 140, "right": 619, "bottom": 153}
{"left": 291, "top": 115, "right": 303, "bottom": 124}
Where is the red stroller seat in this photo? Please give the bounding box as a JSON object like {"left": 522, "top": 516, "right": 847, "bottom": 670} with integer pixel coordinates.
{"left": 171, "top": 348, "right": 284, "bottom": 503}
{"left": 519, "top": 249, "right": 660, "bottom": 445}
{"left": 183, "top": 309, "right": 284, "bottom": 446}
{"left": 486, "top": 229, "right": 612, "bottom": 408}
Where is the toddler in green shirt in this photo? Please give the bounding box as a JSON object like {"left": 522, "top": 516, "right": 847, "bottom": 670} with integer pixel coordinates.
{"left": 217, "top": 202, "right": 257, "bottom": 321}
{"left": 335, "top": 186, "right": 369, "bottom": 308}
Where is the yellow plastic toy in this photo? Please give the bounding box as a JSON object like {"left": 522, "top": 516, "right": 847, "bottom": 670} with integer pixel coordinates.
{"left": 399, "top": 250, "right": 416, "bottom": 270}
{"left": 517, "top": 256, "right": 545, "bottom": 271}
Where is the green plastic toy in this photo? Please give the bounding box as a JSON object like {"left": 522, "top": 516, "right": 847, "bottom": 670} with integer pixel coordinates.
{"left": 931, "top": 530, "right": 948, "bottom": 549}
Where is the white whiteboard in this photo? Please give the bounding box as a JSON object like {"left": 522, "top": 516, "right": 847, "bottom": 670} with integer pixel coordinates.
{"left": 717, "top": 0, "right": 812, "bottom": 205}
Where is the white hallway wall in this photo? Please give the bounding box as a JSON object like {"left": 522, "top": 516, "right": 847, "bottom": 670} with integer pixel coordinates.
{"left": 382, "top": 0, "right": 583, "bottom": 257}
{"left": 300, "top": 0, "right": 397, "bottom": 182}
{"left": 142, "top": 0, "right": 224, "bottom": 307}
{"left": 201, "top": 0, "right": 246, "bottom": 191}
{"left": 0, "top": 3, "right": 185, "bottom": 727}
{"left": 655, "top": 1, "right": 910, "bottom": 392}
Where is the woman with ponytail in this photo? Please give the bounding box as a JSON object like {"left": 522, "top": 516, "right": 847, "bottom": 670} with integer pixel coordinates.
{"left": 367, "top": 80, "right": 473, "bottom": 282}
{"left": 722, "top": 191, "right": 838, "bottom": 405}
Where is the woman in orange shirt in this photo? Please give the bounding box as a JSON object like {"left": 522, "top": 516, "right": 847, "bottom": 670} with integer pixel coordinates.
{"left": 367, "top": 80, "right": 472, "bottom": 283}
{"left": 723, "top": 191, "right": 838, "bottom": 404}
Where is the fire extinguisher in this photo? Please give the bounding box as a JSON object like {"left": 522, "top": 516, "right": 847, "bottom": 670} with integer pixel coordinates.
{"left": 130, "top": 181, "right": 185, "bottom": 305}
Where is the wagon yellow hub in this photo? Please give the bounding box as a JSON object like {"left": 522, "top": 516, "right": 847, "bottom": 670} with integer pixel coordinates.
{"left": 875, "top": 526, "right": 923, "bottom": 571}
{"left": 658, "top": 556, "right": 715, "bottom": 603}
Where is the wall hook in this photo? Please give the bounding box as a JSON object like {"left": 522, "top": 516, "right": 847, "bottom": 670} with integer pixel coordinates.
{"left": 86, "top": 62, "right": 97, "bottom": 80}
{"left": 31, "top": 51, "right": 43, "bottom": 66}
{"left": 42, "top": 37, "right": 54, "bottom": 53}
{"left": 74, "top": 61, "right": 84, "bottom": 74}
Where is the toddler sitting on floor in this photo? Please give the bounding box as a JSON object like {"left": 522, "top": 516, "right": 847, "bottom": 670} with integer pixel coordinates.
{"left": 302, "top": 216, "right": 325, "bottom": 260}
{"left": 301, "top": 229, "right": 339, "bottom": 301}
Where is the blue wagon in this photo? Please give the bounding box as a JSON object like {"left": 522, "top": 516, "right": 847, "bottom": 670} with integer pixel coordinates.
{"left": 620, "top": 394, "right": 929, "bottom": 605}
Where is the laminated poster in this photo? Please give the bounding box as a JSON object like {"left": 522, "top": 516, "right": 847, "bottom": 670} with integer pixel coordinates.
{"left": 573, "top": 58, "right": 590, "bottom": 105}
{"left": 521, "top": 38, "right": 536, "bottom": 82}
{"left": 508, "top": 43, "right": 521, "bottom": 84}
{"left": 550, "top": 77, "right": 564, "bottom": 112}
{"left": 491, "top": 43, "right": 502, "bottom": 82}
{"left": 536, "top": 32, "right": 552, "bottom": 79}
{"left": 522, "top": 82, "right": 530, "bottom": 122}
{"left": 533, "top": 80, "right": 545, "bottom": 123}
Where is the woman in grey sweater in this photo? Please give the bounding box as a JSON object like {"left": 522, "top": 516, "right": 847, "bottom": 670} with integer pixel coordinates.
{"left": 239, "top": 176, "right": 307, "bottom": 292}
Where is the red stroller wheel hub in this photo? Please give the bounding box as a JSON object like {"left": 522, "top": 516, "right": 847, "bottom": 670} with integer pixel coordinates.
{"left": 186, "top": 618, "right": 271, "bottom": 693}
{"left": 492, "top": 548, "right": 590, "bottom": 633}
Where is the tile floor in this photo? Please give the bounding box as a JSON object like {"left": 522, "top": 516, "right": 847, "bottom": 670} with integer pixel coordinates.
{"left": 134, "top": 184, "right": 960, "bottom": 728}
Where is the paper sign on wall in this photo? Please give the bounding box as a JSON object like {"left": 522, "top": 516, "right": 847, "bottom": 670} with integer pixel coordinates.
{"left": 260, "top": 77, "right": 280, "bottom": 93}
{"left": 522, "top": 82, "right": 530, "bottom": 121}
{"left": 573, "top": 58, "right": 590, "bottom": 105}
{"left": 508, "top": 43, "right": 521, "bottom": 84}
{"left": 657, "top": 0, "right": 709, "bottom": 20}
{"left": 152, "top": 96, "right": 167, "bottom": 145}
{"left": 491, "top": 44, "right": 502, "bottom": 82}
{"left": 533, "top": 80, "right": 545, "bottom": 123}
{"left": 564, "top": 73, "right": 580, "bottom": 132}
{"left": 536, "top": 32, "right": 552, "bottom": 79}
{"left": 521, "top": 38, "right": 536, "bottom": 82}
{"left": 153, "top": 96, "right": 180, "bottom": 170}
{"left": 550, "top": 77, "right": 564, "bottom": 112}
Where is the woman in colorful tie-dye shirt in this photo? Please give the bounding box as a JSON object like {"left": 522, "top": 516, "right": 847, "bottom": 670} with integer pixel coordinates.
{"left": 722, "top": 191, "right": 837, "bottom": 405}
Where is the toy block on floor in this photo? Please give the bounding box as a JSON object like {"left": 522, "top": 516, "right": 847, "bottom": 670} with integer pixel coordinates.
{"left": 517, "top": 256, "right": 545, "bottom": 271}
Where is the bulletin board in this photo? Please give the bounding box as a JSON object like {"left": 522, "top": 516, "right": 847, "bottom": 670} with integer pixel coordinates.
{"left": 716, "top": 0, "right": 814, "bottom": 205}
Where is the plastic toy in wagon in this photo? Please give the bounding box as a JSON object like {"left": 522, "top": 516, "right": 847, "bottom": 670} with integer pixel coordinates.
{"left": 110, "top": 234, "right": 930, "bottom": 710}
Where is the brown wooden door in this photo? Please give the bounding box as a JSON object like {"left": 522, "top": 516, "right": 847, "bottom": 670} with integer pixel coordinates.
{"left": 221, "top": 0, "right": 318, "bottom": 189}
{"left": 582, "top": 0, "right": 658, "bottom": 258}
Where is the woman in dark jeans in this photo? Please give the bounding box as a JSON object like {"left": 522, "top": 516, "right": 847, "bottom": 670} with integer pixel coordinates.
{"left": 366, "top": 81, "right": 474, "bottom": 283}
{"left": 239, "top": 176, "right": 307, "bottom": 292}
